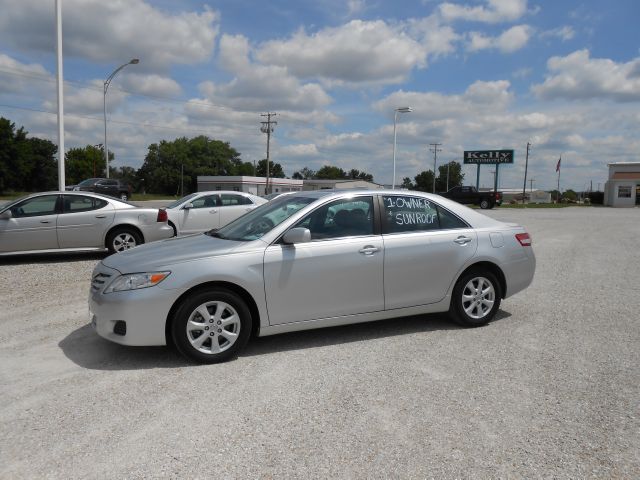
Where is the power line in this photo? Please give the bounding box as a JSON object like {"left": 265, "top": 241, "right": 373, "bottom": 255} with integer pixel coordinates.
{"left": 0, "top": 103, "right": 264, "bottom": 138}
{"left": 0, "top": 66, "right": 244, "bottom": 113}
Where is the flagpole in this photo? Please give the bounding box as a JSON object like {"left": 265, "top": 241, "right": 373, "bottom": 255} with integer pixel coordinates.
{"left": 557, "top": 155, "right": 561, "bottom": 202}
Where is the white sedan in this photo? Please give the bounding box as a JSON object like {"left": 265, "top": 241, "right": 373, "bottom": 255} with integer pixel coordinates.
{"left": 0, "top": 192, "right": 173, "bottom": 255}
{"left": 164, "top": 191, "right": 267, "bottom": 236}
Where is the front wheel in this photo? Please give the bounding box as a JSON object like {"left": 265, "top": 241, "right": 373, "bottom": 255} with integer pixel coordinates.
{"left": 449, "top": 270, "right": 501, "bottom": 327}
{"left": 106, "top": 227, "right": 142, "bottom": 254}
{"left": 171, "top": 289, "right": 252, "bottom": 364}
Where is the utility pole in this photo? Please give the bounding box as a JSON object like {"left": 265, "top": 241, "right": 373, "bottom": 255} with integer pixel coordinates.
{"left": 522, "top": 142, "right": 531, "bottom": 204}
{"left": 429, "top": 143, "right": 442, "bottom": 193}
{"left": 446, "top": 161, "right": 450, "bottom": 191}
{"left": 260, "top": 112, "right": 277, "bottom": 195}
{"left": 529, "top": 178, "right": 535, "bottom": 193}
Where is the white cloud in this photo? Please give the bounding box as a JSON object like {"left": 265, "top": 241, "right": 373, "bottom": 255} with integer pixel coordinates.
{"left": 0, "top": 54, "right": 50, "bottom": 95}
{"left": 347, "top": 0, "right": 366, "bottom": 16}
{"left": 467, "top": 25, "right": 533, "bottom": 53}
{"left": 256, "top": 20, "right": 428, "bottom": 85}
{"left": 532, "top": 50, "right": 640, "bottom": 102}
{"left": 373, "top": 80, "right": 514, "bottom": 120}
{"left": 119, "top": 73, "right": 182, "bottom": 98}
{"left": 540, "top": 26, "right": 576, "bottom": 41}
{"left": 439, "top": 0, "right": 529, "bottom": 23}
{"left": 193, "top": 34, "right": 332, "bottom": 112}
{"left": 0, "top": 0, "right": 219, "bottom": 68}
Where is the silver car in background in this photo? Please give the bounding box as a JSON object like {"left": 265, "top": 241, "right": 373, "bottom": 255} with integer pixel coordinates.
{"left": 164, "top": 191, "right": 267, "bottom": 236}
{"left": 0, "top": 192, "right": 173, "bottom": 254}
{"left": 89, "top": 189, "right": 536, "bottom": 363}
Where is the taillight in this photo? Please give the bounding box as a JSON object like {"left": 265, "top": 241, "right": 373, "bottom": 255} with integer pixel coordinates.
{"left": 157, "top": 209, "right": 168, "bottom": 222}
{"left": 515, "top": 232, "right": 532, "bottom": 246}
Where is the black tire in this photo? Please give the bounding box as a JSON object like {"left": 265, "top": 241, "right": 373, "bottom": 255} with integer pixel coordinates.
{"left": 119, "top": 192, "right": 129, "bottom": 201}
{"left": 448, "top": 269, "right": 502, "bottom": 327}
{"left": 106, "top": 227, "right": 143, "bottom": 254}
{"left": 171, "top": 289, "right": 252, "bottom": 364}
{"left": 479, "top": 199, "right": 490, "bottom": 209}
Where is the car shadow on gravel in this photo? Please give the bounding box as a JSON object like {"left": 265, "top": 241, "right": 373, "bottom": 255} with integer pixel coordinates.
{"left": 59, "top": 310, "right": 511, "bottom": 370}
{"left": 0, "top": 251, "right": 108, "bottom": 265}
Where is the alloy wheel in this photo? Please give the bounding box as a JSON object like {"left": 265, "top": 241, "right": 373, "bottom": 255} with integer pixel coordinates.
{"left": 461, "top": 276, "right": 495, "bottom": 320}
{"left": 186, "top": 301, "right": 241, "bottom": 354}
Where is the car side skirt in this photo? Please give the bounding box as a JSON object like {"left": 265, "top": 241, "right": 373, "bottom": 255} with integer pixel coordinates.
{"left": 258, "top": 296, "right": 452, "bottom": 337}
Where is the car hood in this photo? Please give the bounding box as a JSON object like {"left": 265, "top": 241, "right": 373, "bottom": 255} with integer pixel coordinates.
{"left": 102, "top": 233, "right": 258, "bottom": 273}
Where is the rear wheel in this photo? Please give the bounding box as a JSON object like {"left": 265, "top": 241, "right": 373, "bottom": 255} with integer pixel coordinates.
{"left": 449, "top": 270, "right": 501, "bottom": 327}
{"left": 106, "top": 227, "right": 142, "bottom": 254}
{"left": 171, "top": 289, "right": 252, "bottom": 364}
{"left": 119, "top": 192, "right": 129, "bottom": 201}
{"left": 479, "top": 199, "right": 490, "bottom": 209}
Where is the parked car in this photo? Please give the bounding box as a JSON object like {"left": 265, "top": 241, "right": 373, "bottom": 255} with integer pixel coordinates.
{"left": 89, "top": 189, "right": 536, "bottom": 364}
{"left": 440, "top": 186, "right": 502, "bottom": 209}
{"left": 70, "top": 178, "right": 132, "bottom": 201}
{"left": 164, "top": 191, "right": 267, "bottom": 236}
{"left": 0, "top": 192, "right": 173, "bottom": 255}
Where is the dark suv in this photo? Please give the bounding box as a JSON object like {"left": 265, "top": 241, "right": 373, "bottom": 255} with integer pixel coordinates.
{"left": 69, "top": 178, "right": 132, "bottom": 201}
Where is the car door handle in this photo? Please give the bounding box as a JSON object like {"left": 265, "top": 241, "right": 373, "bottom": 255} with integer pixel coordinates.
{"left": 95, "top": 214, "right": 106, "bottom": 218}
{"left": 40, "top": 220, "right": 51, "bottom": 224}
{"left": 209, "top": 209, "right": 218, "bottom": 214}
{"left": 358, "top": 245, "right": 379, "bottom": 255}
{"left": 454, "top": 236, "right": 473, "bottom": 245}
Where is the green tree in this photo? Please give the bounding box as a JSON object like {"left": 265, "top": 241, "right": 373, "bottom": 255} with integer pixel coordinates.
{"left": 0, "top": 117, "right": 57, "bottom": 193}
{"left": 292, "top": 166, "right": 316, "bottom": 180}
{"left": 347, "top": 169, "right": 374, "bottom": 182}
{"left": 401, "top": 177, "right": 414, "bottom": 190}
{"left": 138, "top": 136, "right": 242, "bottom": 195}
{"left": 256, "top": 159, "right": 285, "bottom": 178}
{"left": 66, "top": 145, "right": 108, "bottom": 184}
{"left": 315, "top": 165, "right": 347, "bottom": 180}
{"left": 562, "top": 189, "right": 578, "bottom": 202}
{"left": 413, "top": 170, "right": 435, "bottom": 192}
{"left": 436, "top": 161, "right": 464, "bottom": 192}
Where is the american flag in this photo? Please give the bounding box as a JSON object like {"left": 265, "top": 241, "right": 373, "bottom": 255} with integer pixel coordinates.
{"left": 556, "top": 157, "right": 561, "bottom": 173}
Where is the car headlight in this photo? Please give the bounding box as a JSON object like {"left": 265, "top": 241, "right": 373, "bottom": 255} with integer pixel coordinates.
{"left": 104, "top": 272, "right": 170, "bottom": 293}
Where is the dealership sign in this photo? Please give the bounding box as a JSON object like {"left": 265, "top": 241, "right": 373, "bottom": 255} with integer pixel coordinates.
{"left": 464, "top": 150, "right": 514, "bottom": 164}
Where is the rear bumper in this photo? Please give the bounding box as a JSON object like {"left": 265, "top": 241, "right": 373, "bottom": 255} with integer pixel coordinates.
{"left": 502, "top": 251, "right": 536, "bottom": 298}
{"left": 139, "top": 223, "right": 174, "bottom": 243}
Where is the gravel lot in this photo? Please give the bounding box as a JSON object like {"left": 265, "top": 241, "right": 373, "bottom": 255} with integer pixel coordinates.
{"left": 1, "top": 207, "right": 638, "bottom": 478}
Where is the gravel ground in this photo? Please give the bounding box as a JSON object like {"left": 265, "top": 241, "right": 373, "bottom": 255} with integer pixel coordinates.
{"left": 0, "top": 207, "right": 638, "bottom": 479}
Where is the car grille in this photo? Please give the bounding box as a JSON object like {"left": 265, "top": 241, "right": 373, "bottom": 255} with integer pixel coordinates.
{"left": 91, "top": 272, "right": 112, "bottom": 292}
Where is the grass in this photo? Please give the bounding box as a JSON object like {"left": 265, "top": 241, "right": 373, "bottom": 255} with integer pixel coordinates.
{"left": 130, "top": 193, "right": 179, "bottom": 201}
{"left": 498, "top": 202, "right": 594, "bottom": 208}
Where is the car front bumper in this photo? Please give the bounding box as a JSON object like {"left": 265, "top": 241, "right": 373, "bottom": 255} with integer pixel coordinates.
{"left": 89, "top": 264, "right": 185, "bottom": 346}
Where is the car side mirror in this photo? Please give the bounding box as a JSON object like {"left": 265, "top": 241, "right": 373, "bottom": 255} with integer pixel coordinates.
{"left": 183, "top": 202, "right": 194, "bottom": 210}
{"left": 282, "top": 227, "right": 311, "bottom": 244}
{"left": 0, "top": 210, "right": 12, "bottom": 220}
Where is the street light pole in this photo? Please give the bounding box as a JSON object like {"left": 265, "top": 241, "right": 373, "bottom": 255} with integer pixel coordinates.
{"left": 392, "top": 107, "right": 412, "bottom": 189}
{"left": 103, "top": 58, "right": 139, "bottom": 178}
{"left": 55, "top": 0, "right": 65, "bottom": 191}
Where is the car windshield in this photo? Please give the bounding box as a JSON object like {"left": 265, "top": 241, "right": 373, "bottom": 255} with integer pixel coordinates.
{"left": 77, "top": 178, "right": 101, "bottom": 186}
{"left": 209, "top": 195, "right": 317, "bottom": 241}
{"left": 165, "top": 193, "right": 198, "bottom": 209}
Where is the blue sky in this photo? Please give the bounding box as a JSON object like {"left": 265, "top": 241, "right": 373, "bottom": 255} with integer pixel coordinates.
{"left": 0, "top": 0, "right": 638, "bottom": 191}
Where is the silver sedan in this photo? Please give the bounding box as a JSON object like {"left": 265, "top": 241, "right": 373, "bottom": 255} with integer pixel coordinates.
{"left": 164, "top": 191, "right": 267, "bottom": 236}
{"left": 0, "top": 192, "right": 174, "bottom": 255}
{"left": 89, "top": 190, "right": 536, "bottom": 363}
